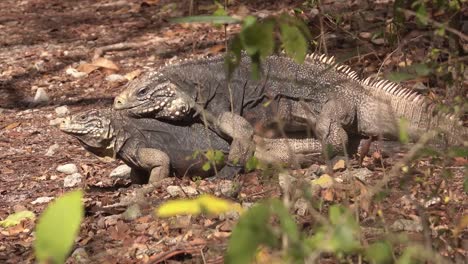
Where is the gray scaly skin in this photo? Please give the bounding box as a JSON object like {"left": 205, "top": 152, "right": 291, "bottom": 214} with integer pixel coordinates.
{"left": 60, "top": 109, "right": 232, "bottom": 184}
{"left": 59, "top": 109, "right": 406, "bottom": 184}
{"left": 113, "top": 53, "right": 467, "bottom": 161}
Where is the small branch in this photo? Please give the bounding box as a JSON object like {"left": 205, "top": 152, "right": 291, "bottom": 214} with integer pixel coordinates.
{"left": 400, "top": 8, "right": 468, "bottom": 42}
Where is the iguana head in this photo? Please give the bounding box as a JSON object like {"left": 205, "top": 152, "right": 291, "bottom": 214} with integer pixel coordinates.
{"left": 113, "top": 72, "right": 191, "bottom": 119}
{"left": 60, "top": 109, "right": 115, "bottom": 156}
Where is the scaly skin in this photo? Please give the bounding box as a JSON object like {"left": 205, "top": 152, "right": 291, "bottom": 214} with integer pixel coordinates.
{"left": 113, "top": 53, "right": 467, "bottom": 160}
{"left": 60, "top": 109, "right": 231, "bottom": 184}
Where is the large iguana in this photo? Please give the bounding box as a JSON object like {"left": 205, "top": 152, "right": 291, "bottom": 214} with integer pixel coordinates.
{"left": 60, "top": 109, "right": 404, "bottom": 184}
{"left": 113, "top": 53, "right": 466, "bottom": 163}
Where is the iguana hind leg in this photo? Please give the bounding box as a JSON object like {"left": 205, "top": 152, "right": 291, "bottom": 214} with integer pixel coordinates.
{"left": 216, "top": 112, "right": 255, "bottom": 168}
{"left": 136, "top": 148, "right": 170, "bottom": 184}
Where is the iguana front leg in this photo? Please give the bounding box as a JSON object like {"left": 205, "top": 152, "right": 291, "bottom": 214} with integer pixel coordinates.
{"left": 136, "top": 148, "right": 170, "bottom": 184}
{"left": 315, "top": 99, "right": 356, "bottom": 158}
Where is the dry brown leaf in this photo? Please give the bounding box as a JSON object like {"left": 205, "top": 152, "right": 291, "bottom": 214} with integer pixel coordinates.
{"left": 4, "top": 122, "right": 21, "bottom": 130}
{"left": 333, "top": 159, "right": 346, "bottom": 171}
{"left": 125, "top": 69, "right": 142, "bottom": 81}
{"left": 92, "top": 57, "right": 119, "bottom": 71}
{"left": 77, "top": 63, "right": 99, "bottom": 74}
{"left": 322, "top": 189, "right": 335, "bottom": 201}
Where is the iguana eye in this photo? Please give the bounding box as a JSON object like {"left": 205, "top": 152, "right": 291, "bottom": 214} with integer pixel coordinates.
{"left": 137, "top": 87, "right": 148, "bottom": 97}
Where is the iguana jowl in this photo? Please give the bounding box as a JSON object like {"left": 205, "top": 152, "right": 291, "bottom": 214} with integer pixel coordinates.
{"left": 113, "top": 53, "right": 467, "bottom": 159}
{"left": 60, "top": 109, "right": 406, "bottom": 184}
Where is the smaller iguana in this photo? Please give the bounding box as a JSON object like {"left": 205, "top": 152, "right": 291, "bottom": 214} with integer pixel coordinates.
{"left": 60, "top": 109, "right": 406, "bottom": 184}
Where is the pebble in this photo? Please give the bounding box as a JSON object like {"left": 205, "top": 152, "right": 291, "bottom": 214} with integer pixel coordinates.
{"left": 31, "top": 196, "right": 54, "bottom": 205}
{"left": 109, "top": 165, "right": 132, "bottom": 179}
{"left": 218, "top": 180, "right": 235, "bottom": 197}
{"left": 54, "top": 105, "right": 70, "bottom": 117}
{"left": 359, "top": 32, "right": 372, "bottom": 39}
{"left": 105, "top": 74, "right": 127, "bottom": 82}
{"left": 371, "top": 38, "right": 385, "bottom": 45}
{"left": 45, "top": 143, "right": 60, "bottom": 157}
{"left": 166, "top": 185, "right": 198, "bottom": 197}
{"left": 56, "top": 163, "right": 78, "bottom": 174}
{"left": 182, "top": 186, "right": 198, "bottom": 196}
{"left": 278, "top": 172, "right": 296, "bottom": 190}
{"left": 122, "top": 204, "right": 142, "bottom": 221}
{"left": 294, "top": 198, "right": 309, "bottom": 216}
{"left": 71, "top": 247, "right": 90, "bottom": 263}
{"left": 33, "top": 88, "right": 49, "bottom": 104}
{"left": 64, "top": 173, "right": 82, "bottom": 187}
{"left": 390, "top": 219, "right": 423, "bottom": 232}
{"left": 49, "top": 117, "right": 64, "bottom": 126}
{"left": 66, "top": 67, "right": 87, "bottom": 79}
{"left": 166, "top": 186, "right": 183, "bottom": 197}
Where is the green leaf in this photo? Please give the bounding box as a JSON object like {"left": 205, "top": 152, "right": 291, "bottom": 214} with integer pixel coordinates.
{"left": 226, "top": 36, "right": 243, "bottom": 77}
{"left": 170, "top": 15, "right": 241, "bottom": 24}
{"left": 366, "top": 241, "right": 393, "bottom": 264}
{"left": 245, "top": 156, "right": 259, "bottom": 172}
{"left": 202, "top": 162, "right": 211, "bottom": 171}
{"left": 386, "top": 72, "right": 414, "bottom": 82}
{"left": 0, "top": 211, "right": 35, "bottom": 228}
{"left": 280, "top": 23, "right": 307, "bottom": 63}
{"left": 240, "top": 18, "right": 274, "bottom": 59}
{"left": 226, "top": 203, "right": 277, "bottom": 264}
{"left": 270, "top": 199, "right": 299, "bottom": 243}
{"left": 415, "top": 4, "right": 428, "bottom": 25}
{"left": 398, "top": 118, "right": 410, "bottom": 144}
{"left": 35, "top": 190, "right": 84, "bottom": 264}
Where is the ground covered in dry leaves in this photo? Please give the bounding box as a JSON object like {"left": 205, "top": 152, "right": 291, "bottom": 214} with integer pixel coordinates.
{"left": 0, "top": 0, "right": 466, "bottom": 263}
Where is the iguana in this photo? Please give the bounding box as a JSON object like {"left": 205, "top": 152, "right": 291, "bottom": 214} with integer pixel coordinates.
{"left": 113, "top": 53, "right": 466, "bottom": 162}
{"left": 59, "top": 109, "right": 404, "bottom": 184}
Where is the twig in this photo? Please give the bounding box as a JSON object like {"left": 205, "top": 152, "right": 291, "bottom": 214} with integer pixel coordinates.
{"left": 317, "top": 0, "right": 328, "bottom": 54}
{"left": 400, "top": 8, "right": 468, "bottom": 42}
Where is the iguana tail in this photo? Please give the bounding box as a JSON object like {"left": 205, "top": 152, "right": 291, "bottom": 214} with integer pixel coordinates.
{"left": 362, "top": 77, "right": 467, "bottom": 146}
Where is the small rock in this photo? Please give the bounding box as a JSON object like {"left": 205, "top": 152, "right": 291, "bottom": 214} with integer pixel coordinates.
{"left": 371, "top": 38, "right": 385, "bottom": 45}
{"left": 31, "top": 196, "right": 54, "bottom": 205}
{"left": 351, "top": 168, "right": 373, "bottom": 182}
{"left": 166, "top": 186, "right": 183, "bottom": 197}
{"left": 311, "top": 174, "right": 334, "bottom": 189}
{"left": 66, "top": 67, "right": 87, "bottom": 79}
{"left": 294, "top": 198, "right": 309, "bottom": 216}
{"left": 181, "top": 186, "right": 198, "bottom": 196}
{"left": 359, "top": 32, "right": 372, "bottom": 39}
{"left": 109, "top": 165, "right": 132, "bottom": 179}
{"left": 122, "top": 204, "right": 142, "bottom": 221}
{"left": 57, "top": 163, "right": 78, "bottom": 174}
{"left": 333, "top": 159, "right": 346, "bottom": 171}
{"left": 278, "top": 172, "right": 296, "bottom": 190}
{"left": 54, "top": 106, "right": 70, "bottom": 117}
{"left": 105, "top": 74, "right": 127, "bottom": 82}
{"left": 49, "top": 117, "right": 64, "bottom": 126}
{"left": 218, "top": 180, "right": 236, "bottom": 197}
{"left": 424, "top": 197, "right": 441, "bottom": 208}
{"left": 390, "top": 219, "right": 423, "bottom": 232}
{"left": 33, "top": 88, "right": 49, "bottom": 104}
{"left": 45, "top": 143, "right": 60, "bottom": 157}
{"left": 64, "top": 173, "right": 82, "bottom": 187}
{"left": 242, "top": 202, "right": 254, "bottom": 209}
{"left": 71, "top": 247, "right": 90, "bottom": 263}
